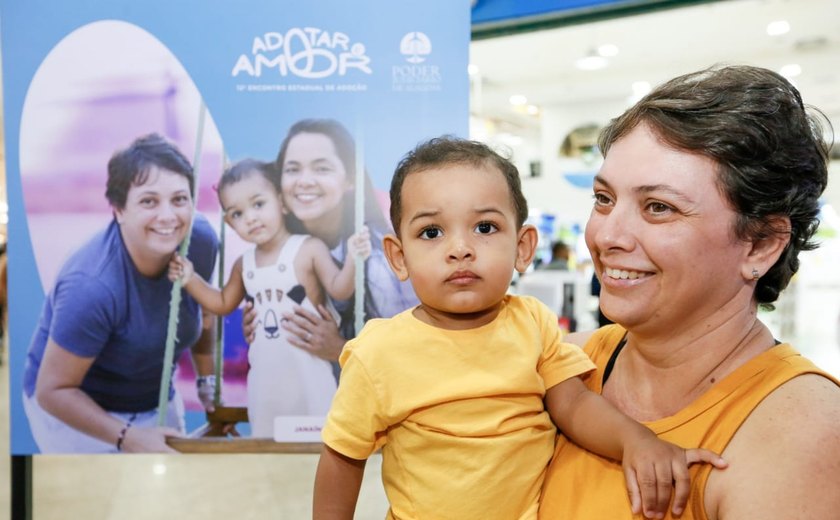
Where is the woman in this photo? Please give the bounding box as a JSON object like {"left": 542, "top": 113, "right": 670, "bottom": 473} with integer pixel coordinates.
{"left": 23, "top": 133, "right": 219, "bottom": 453}
{"left": 244, "top": 119, "right": 417, "bottom": 364}
{"left": 539, "top": 65, "right": 840, "bottom": 519}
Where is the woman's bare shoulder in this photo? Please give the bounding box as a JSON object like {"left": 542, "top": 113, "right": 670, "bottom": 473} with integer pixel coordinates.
{"left": 706, "top": 373, "right": 840, "bottom": 519}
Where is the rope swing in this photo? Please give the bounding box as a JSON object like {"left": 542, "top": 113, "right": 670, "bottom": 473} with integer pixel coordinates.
{"left": 157, "top": 100, "right": 208, "bottom": 426}
{"left": 354, "top": 123, "right": 366, "bottom": 335}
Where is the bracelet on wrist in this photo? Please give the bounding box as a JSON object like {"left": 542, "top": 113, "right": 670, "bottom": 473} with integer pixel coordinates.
{"left": 196, "top": 375, "right": 217, "bottom": 388}
{"left": 116, "top": 422, "right": 132, "bottom": 451}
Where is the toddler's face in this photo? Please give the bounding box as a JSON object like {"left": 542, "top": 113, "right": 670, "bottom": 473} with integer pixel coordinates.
{"left": 221, "top": 173, "right": 285, "bottom": 246}
{"left": 389, "top": 164, "right": 530, "bottom": 328}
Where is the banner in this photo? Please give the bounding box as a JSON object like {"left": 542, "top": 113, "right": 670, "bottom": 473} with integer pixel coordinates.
{"left": 3, "top": 0, "right": 469, "bottom": 454}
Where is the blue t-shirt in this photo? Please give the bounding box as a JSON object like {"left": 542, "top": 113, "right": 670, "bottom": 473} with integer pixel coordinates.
{"left": 24, "top": 215, "right": 219, "bottom": 413}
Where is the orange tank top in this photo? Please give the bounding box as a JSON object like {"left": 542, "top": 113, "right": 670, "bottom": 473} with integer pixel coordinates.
{"left": 538, "top": 325, "right": 839, "bottom": 520}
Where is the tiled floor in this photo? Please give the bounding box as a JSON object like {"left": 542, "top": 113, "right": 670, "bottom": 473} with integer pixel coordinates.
{"left": 3, "top": 277, "right": 840, "bottom": 519}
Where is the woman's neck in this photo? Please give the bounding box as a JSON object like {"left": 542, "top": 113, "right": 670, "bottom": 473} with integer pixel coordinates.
{"left": 304, "top": 214, "right": 343, "bottom": 249}
{"left": 603, "top": 306, "right": 776, "bottom": 421}
{"left": 122, "top": 238, "right": 169, "bottom": 278}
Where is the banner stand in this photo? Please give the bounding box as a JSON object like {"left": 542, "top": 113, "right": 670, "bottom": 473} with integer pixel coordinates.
{"left": 4, "top": 1, "right": 469, "bottom": 457}
{"left": 11, "top": 454, "right": 33, "bottom": 520}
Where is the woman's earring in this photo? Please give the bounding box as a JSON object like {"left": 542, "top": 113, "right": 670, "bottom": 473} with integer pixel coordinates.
{"left": 751, "top": 268, "right": 760, "bottom": 281}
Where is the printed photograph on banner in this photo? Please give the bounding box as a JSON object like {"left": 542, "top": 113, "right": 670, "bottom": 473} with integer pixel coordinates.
{"left": 17, "top": 20, "right": 234, "bottom": 454}
{"left": 3, "top": 0, "right": 468, "bottom": 455}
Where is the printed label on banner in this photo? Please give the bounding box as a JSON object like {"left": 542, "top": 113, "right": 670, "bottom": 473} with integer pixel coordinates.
{"left": 274, "top": 416, "right": 325, "bottom": 443}
{"left": 392, "top": 31, "right": 442, "bottom": 92}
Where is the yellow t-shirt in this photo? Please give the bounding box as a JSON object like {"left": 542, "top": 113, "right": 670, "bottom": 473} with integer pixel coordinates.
{"left": 539, "top": 325, "right": 840, "bottom": 520}
{"left": 322, "top": 295, "right": 595, "bottom": 520}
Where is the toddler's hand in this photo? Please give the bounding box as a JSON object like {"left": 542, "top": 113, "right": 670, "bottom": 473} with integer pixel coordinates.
{"left": 622, "top": 433, "right": 727, "bottom": 518}
{"left": 168, "top": 253, "right": 195, "bottom": 284}
{"left": 347, "top": 226, "right": 372, "bottom": 261}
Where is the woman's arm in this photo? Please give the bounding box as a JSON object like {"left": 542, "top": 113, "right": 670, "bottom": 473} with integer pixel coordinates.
{"left": 35, "top": 339, "right": 180, "bottom": 453}
{"left": 546, "top": 376, "right": 726, "bottom": 518}
{"left": 706, "top": 374, "right": 840, "bottom": 519}
{"left": 170, "top": 254, "right": 246, "bottom": 316}
{"left": 313, "top": 444, "right": 367, "bottom": 519}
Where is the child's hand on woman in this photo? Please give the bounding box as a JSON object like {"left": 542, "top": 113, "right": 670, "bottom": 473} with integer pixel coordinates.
{"left": 622, "top": 432, "right": 728, "bottom": 519}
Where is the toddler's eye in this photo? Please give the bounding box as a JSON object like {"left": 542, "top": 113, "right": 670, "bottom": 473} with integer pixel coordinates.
{"left": 420, "top": 227, "right": 442, "bottom": 240}
{"left": 475, "top": 222, "right": 497, "bottom": 234}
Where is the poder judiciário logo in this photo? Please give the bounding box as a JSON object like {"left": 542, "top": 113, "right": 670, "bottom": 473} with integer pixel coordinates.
{"left": 399, "top": 32, "right": 431, "bottom": 64}
{"left": 232, "top": 27, "right": 372, "bottom": 79}
{"left": 393, "top": 31, "right": 441, "bottom": 92}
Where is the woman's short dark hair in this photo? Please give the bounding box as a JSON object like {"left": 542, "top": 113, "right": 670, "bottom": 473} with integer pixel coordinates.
{"left": 599, "top": 64, "right": 832, "bottom": 308}
{"left": 105, "top": 133, "right": 194, "bottom": 209}
{"left": 389, "top": 136, "right": 528, "bottom": 235}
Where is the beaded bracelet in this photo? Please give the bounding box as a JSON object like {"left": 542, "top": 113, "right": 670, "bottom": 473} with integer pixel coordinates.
{"left": 116, "top": 422, "right": 132, "bottom": 451}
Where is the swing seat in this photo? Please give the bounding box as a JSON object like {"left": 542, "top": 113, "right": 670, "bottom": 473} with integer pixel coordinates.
{"left": 166, "top": 406, "right": 323, "bottom": 453}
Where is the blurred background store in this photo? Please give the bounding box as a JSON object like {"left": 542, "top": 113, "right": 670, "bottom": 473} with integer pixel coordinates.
{"left": 2, "top": 0, "right": 839, "bottom": 517}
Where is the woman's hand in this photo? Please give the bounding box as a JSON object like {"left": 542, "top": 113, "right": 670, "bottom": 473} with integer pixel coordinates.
{"left": 241, "top": 301, "right": 258, "bottom": 344}
{"left": 622, "top": 432, "right": 727, "bottom": 518}
{"left": 347, "top": 225, "right": 372, "bottom": 262}
{"left": 120, "top": 425, "right": 182, "bottom": 453}
{"left": 281, "top": 304, "right": 345, "bottom": 362}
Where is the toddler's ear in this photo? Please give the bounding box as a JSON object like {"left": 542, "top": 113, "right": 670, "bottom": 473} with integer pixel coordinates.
{"left": 383, "top": 234, "right": 409, "bottom": 281}
{"left": 515, "top": 225, "right": 538, "bottom": 273}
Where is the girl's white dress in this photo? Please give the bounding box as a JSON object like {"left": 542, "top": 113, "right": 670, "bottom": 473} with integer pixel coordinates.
{"left": 242, "top": 234, "right": 337, "bottom": 438}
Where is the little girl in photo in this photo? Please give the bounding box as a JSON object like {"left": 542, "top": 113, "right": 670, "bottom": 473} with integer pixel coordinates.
{"left": 170, "top": 158, "right": 370, "bottom": 437}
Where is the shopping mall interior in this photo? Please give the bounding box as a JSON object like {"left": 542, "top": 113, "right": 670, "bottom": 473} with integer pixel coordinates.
{"left": 2, "top": 0, "right": 840, "bottom": 517}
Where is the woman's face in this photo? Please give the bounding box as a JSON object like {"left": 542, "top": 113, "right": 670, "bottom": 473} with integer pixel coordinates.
{"left": 585, "top": 123, "right": 754, "bottom": 333}
{"left": 280, "top": 132, "right": 352, "bottom": 225}
{"left": 114, "top": 166, "right": 192, "bottom": 263}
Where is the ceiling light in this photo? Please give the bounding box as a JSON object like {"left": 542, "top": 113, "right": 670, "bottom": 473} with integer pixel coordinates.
{"left": 766, "top": 20, "right": 790, "bottom": 36}
{"left": 468, "top": 64, "right": 479, "bottom": 76}
{"left": 779, "top": 63, "right": 802, "bottom": 78}
{"left": 526, "top": 104, "right": 540, "bottom": 116}
{"left": 509, "top": 94, "right": 528, "bottom": 106}
{"left": 597, "top": 44, "right": 618, "bottom": 57}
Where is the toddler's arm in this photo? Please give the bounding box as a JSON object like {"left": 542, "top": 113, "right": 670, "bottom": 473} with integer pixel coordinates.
{"left": 313, "top": 445, "right": 367, "bottom": 520}
{"left": 311, "top": 226, "right": 371, "bottom": 300}
{"left": 169, "top": 253, "right": 246, "bottom": 316}
{"left": 545, "top": 377, "right": 727, "bottom": 519}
